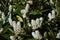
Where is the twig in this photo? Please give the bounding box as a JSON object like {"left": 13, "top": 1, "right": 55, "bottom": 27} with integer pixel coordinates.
{"left": 1, "top": 0, "right": 7, "bottom": 9}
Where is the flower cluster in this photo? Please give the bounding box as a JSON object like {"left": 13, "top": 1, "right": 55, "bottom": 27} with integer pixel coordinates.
{"left": 48, "top": 10, "right": 55, "bottom": 21}
{"left": 28, "top": 17, "right": 43, "bottom": 30}
{"left": 8, "top": 17, "right": 22, "bottom": 36}
{"left": 32, "top": 30, "right": 42, "bottom": 40}
{"left": 21, "top": 3, "right": 30, "bottom": 18}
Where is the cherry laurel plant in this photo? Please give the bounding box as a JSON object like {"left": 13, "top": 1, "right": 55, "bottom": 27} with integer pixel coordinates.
{"left": 0, "top": 0, "right": 60, "bottom": 40}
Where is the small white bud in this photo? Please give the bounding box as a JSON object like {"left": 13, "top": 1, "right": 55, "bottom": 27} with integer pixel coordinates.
{"left": 28, "top": 23, "right": 31, "bottom": 27}
{"left": 25, "top": 4, "right": 30, "bottom": 11}
{"left": 1, "top": 12, "right": 5, "bottom": 20}
{"left": 36, "top": 18, "right": 40, "bottom": 28}
{"left": 17, "top": 21, "right": 21, "bottom": 28}
{"left": 44, "top": 32, "right": 47, "bottom": 38}
{"left": 13, "top": 21, "right": 17, "bottom": 27}
{"left": 0, "top": 28, "right": 3, "bottom": 33}
{"left": 52, "top": 10, "right": 55, "bottom": 18}
{"left": 56, "top": 32, "right": 60, "bottom": 39}
{"left": 8, "top": 12, "right": 10, "bottom": 16}
{"left": 50, "top": 0, "right": 54, "bottom": 5}
{"left": 17, "top": 21, "right": 21, "bottom": 31}
{"left": 1, "top": 12, "right": 5, "bottom": 24}
{"left": 39, "top": 17, "right": 43, "bottom": 27}
{"left": 13, "top": 8, "right": 16, "bottom": 12}
{"left": 27, "top": 1, "right": 33, "bottom": 4}
{"left": 12, "top": 21, "right": 17, "bottom": 32}
{"left": 9, "top": 5, "right": 12, "bottom": 12}
{"left": 31, "top": 19, "right": 36, "bottom": 26}
{"left": 16, "top": 21, "right": 21, "bottom": 35}
{"left": 48, "top": 13, "right": 52, "bottom": 21}
{"left": 31, "top": 19, "right": 37, "bottom": 30}
{"left": 21, "top": 9, "right": 27, "bottom": 14}
{"left": 40, "top": 17, "right": 43, "bottom": 21}
{"left": 22, "top": 13, "right": 26, "bottom": 18}
{"left": 36, "top": 18, "right": 40, "bottom": 25}
{"left": 8, "top": 18, "right": 13, "bottom": 26}
{"left": 10, "top": 36, "right": 15, "bottom": 40}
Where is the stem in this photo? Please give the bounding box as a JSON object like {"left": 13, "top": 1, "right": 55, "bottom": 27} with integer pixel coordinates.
{"left": 8, "top": 28, "right": 14, "bottom": 34}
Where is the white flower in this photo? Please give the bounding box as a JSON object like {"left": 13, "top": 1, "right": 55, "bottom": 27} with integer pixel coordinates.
{"left": 9, "top": 5, "right": 12, "bottom": 12}
{"left": 17, "top": 21, "right": 21, "bottom": 28}
{"left": 52, "top": 10, "right": 55, "bottom": 18}
{"left": 0, "top": 28, "right": 3, "bottom": 33}
{"left": 56, "top": 32, "right": 60, "bottom": 39}
{"left": 32, "top": 32, "right": 36, "bottom": 39}
{"left": 36, "top": 18, "right": 40, "bottom": 25}
{"left": 35, "top": 30, "right": 42, "bottom": 39}
{"left": 48, "top": 10, "right": 55, "bottom": 21}
{"left": 8, "top": 17, "right": 13, "bottom": 26}
{"left": 31, "top": 19, "right": 37, "bottom": 30}
{"left": 10, "top": 36, "right": 15, "bottom": 40}
{"left": 27, "top": 0, "right": 33, "bottom": 4}
{"left": 32, "top": 30, "right": 42, "bottom": 40}
{"left": 48, "top": 13, "right": 52, "bottom": 21}
{"left": 31, "top": 19, "right": 36, "bottom": 26}
{"left": 1, "top": 12, "right": 5, "bottom": 24}
{"left": 16, "top": 21, "right": 21, "bottom": 33}
{"left": 39, "top": 17, "right": 43, "bottom": 27}
{"left": 12, "top": 21, "right": 17, "bottom": 34}
{"left": 31, "top": 17, "right": 43, "bottom": 30}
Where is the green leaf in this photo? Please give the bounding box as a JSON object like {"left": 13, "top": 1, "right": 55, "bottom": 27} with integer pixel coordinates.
{"left": 0, "top": 21, "right": 3, "bottom": 27}
{"left": 3, "top": 25, "right": 9, "bottom": 33}
{"left": 1, "top": 34, "right": 10, "bottom": 40}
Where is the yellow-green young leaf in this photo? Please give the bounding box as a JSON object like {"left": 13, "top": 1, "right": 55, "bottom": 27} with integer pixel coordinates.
{"left": 16, "top": 15, "right": 23, "bottom": 22}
